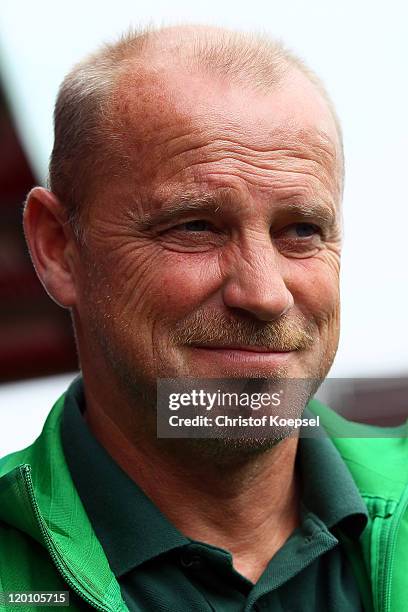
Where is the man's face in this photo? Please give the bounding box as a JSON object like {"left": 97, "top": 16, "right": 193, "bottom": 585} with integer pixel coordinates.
{"left": 74, "top": 66, "right": 342, "bottom": 404}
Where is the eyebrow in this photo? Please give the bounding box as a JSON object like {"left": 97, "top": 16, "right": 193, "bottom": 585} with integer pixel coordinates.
{"left": 133, "top": 193, "right": 228, "bottom": 232}
{"left": 280, "top": 201, "right": 336, "bottom": 225}
{"left": 132, "top": 191, "right": 336, "bottom": 232}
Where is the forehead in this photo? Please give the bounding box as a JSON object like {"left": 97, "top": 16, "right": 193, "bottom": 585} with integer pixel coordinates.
{"left": 109, "top": 64, "right": 342, "bottom": 200}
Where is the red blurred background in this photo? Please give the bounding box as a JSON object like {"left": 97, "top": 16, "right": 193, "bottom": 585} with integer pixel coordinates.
{"left": 0, "top": 83, "right": 77, "bottom": 382}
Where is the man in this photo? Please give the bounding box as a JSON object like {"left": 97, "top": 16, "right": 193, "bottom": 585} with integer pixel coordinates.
{"left": 0, "top": 24, "right": 407, "bottom": 612}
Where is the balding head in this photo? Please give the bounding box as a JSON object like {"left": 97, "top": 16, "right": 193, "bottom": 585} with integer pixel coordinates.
{"left": 48, "top": 24, "right": 343, "bottom": 242}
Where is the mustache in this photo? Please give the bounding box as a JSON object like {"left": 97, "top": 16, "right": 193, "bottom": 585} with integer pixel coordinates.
{"left": 170, "top": 310, "right": 315, "bottom": 351}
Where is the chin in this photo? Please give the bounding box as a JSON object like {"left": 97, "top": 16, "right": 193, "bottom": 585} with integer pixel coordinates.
{"left": 170, "top": 435, "right": 287, "bottom": 465}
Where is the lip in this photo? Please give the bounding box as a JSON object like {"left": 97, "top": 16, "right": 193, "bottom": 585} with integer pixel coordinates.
{"left": 192, "top": 345, "right": 292, "bottom": 353}
{"left": 189, "top": 345, "right": 295, "bottom": 366}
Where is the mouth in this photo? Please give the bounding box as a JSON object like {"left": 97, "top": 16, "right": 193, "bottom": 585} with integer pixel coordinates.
{"left": 188, "top": 345, "right": 296, "bottom": 368}
{"left": 192, "top": 344, "right": 293, "bottom": 353}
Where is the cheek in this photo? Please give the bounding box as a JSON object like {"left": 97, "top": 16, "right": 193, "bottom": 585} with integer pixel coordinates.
{"left": 149, "top": 252, "right": 222, "bottom": 320}
{"left": 78, "top": 243, "right": 164, "bottom": 324}
{"left": 287, "top": 256, "right": 340, "bottom": 325}
{"left": 83, "top": 238, "right": 224, "bottom": 332}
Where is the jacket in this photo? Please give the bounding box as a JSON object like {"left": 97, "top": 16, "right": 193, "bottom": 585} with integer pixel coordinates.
{"left": 0, "top": 391, "right": 407, "bottom": 611}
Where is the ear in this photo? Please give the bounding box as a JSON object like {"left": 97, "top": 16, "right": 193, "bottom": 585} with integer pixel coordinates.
{"left": 23, "top": 187, "right": 78, "bottom": 308}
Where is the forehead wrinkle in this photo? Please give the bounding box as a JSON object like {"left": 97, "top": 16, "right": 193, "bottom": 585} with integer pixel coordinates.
{"left": 150, "top": 123, "right": 340, "bottom": 198}
{"left": 285, "top": 128, "right": 342, "bottom": 196}
{"left": 148, "top": 117, "right": 338, "bottom": 164}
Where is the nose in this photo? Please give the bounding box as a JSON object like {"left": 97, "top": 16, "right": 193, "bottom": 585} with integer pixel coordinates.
{"left": 221, "top": 238, "right": 294, "bottom": 322}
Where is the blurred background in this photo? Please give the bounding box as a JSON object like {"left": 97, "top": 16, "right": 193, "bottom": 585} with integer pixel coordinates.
{"left": 0, "top": 0, "right": 407, "bottom": 454}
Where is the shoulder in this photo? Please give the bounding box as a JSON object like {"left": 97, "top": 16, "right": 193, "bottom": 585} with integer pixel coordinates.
{"left": 308, "top": 397, "right": 408, "bottom": 502}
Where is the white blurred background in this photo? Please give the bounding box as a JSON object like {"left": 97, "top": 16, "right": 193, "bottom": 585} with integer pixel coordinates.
{"left": 0, "top": 0, "right": 407, "bottom": 454}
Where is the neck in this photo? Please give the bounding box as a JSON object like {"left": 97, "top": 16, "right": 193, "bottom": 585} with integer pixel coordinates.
{"left": 84, "top": 385, "right": 300, "bottom": 583}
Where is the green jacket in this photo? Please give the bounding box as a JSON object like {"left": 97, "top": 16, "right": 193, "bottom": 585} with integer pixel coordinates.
{"left": 0, "top": 392, "right": 407, "bottom": 611}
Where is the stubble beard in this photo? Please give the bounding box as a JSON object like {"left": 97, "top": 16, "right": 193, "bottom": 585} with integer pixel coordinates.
{"left": 83, "top": 301, "right": 338, "bottom": 464}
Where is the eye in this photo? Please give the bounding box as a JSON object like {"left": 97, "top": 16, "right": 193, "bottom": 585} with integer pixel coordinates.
{"left": 172, "top": 220, "right": 216, "bottom": 232}
{"left": 288, "top": 222, "right": 321, "bottom": 238}
{"left": 273, "top": 222, "right": 323, "bottom": 258}
{"left": 157, "top": 218, "right": 226, "bottom": 252}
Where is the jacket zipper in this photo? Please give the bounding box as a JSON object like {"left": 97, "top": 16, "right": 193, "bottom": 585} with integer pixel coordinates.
{"left": 21, "top": 464, "right": 114, "bottom": 612}
{"left": 381, "top": 490, "right": 408, "bottom": 612}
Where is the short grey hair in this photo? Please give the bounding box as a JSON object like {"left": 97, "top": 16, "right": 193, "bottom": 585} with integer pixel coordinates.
{"left": 48, "top": 24, "right": 344, "bottom": 243}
